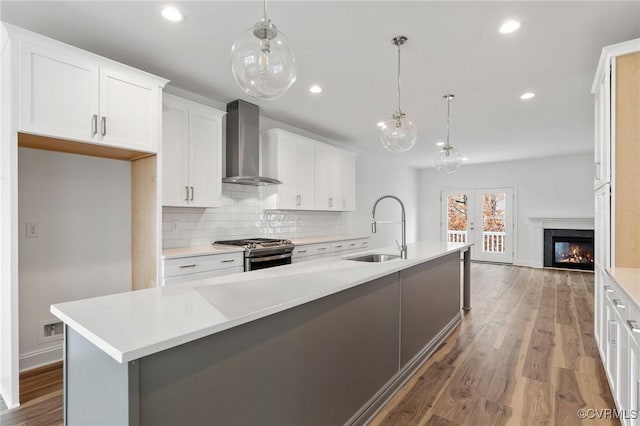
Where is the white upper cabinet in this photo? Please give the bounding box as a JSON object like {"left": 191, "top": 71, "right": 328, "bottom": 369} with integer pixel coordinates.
{"left": 594, "top": 65, "right": 611, "bottom": 190}
{"left": 341, "top": 152, "right": 356, "bottom": 212}
{"left": 262, "top": 130, "right": 314, "bottom": 209}
{"left": 98, "top": 67, "right": 160, "bottom": 152}
{"left": 17, "top": 27, "right": 167, "bottom": 153}
{"left": 261, "top": 128, "right": 355, "bottom": 211}
{"left": 261, "top": 129, "right": 315, "bottom": 210}
{"left": 19, "top": 42, "right": 99, "bottom": 143}
{"left": 162, "top": 94, "right": 225, "bottom": 208}
{"left": 315, "top": 145, "right": 342, "bottom": 211}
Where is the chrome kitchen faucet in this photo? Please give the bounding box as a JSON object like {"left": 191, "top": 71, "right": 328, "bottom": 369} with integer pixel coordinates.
{"left": 371, "top": 195, "right": 407, "bottom": 259}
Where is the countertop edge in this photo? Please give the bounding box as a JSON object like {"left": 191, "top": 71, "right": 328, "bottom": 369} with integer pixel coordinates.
{"left": 54, "top": 242, "right": 472, "bottom": 364}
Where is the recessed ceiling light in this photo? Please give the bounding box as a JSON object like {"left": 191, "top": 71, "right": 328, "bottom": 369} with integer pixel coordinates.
{"left": 161, "top": 6, "right": 184, "bottom": 22}
{"left": 520, "top": 92, "right": 535, "bottom": 100}
{"left": 435, "top": 141, "right": 445, "bottom": 146}
{"left": 377, "top": 121, "right": 385, "bottom": 127}
{"left": 499, "top": 20, "right": 521, "bottom": 34}
{"left": 309, "top": 85, "right": 322, "bottom": 94}
{"left": 461, "top": 157, "right": 469, "bottom": 161}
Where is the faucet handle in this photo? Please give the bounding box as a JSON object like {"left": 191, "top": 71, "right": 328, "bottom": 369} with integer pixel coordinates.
{"left": 395, "top": 239, "right": 402, "bottom": 252}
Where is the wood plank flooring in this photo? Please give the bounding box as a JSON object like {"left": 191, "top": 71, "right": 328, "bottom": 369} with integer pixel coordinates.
{"left": 0, "top": 362, "right": 63, "bottom": 426}
{"left": 0, "top": 264, "right": 616, "bottom": 426}
{"left": 370, "top": 263, "right": 617, "bottom": 426}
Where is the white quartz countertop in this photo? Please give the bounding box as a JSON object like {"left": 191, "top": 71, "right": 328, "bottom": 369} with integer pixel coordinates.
{"left": 605, "top": 267, "right": 640, "bottom": 307}
{"left": 52, "top": 241, "right": 470, "bottom": 364}
{"left": 162, "top": 245, "right": 245, "bottom": 259}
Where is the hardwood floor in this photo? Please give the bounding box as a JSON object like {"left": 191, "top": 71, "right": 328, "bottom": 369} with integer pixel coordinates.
{"left": 0, "top": 362, "right": 63, "bottom": 426}
{"left": 0, "top": 264, "right": 616, "bottom": 426}
{"left": 370, "top": 263, "right": 617, "bottom": 426}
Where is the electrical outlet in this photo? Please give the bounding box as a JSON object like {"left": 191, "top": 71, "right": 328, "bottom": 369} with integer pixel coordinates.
{"left": 171, "top": 220, "right": 179, "bottom": 231}
{"left": 38, "top": 319, "right": 63, "bottom": 344}
{"left": 26, "top": 222, "right": 39, "bottom": 238}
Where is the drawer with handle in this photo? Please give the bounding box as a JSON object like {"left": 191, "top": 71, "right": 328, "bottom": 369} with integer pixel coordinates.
{"left": 628, "top": 297, "right": 640, "bottom": 346}
{"left": 164, "top": 252, "right": 244, "bottom": 278}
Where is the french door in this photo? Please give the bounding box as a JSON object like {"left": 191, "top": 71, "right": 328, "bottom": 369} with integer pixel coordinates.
{"left": 441, "top": 187, "right": 514, "bottom": 263}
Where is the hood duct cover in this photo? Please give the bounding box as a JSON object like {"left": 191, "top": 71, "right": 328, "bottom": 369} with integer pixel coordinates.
{"left": 223, "top": 99, "right": 281, "bottom": 186}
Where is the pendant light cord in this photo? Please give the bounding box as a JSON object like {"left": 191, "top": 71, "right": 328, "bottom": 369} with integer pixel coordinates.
{"left": 263, "top": 0, "right": 268, "bottom": 19}
{"left": 446, "top": 96, "right": 451, "bottom": 148}
{"left": 397, "top": 44, "right": 402, "bottom": 113}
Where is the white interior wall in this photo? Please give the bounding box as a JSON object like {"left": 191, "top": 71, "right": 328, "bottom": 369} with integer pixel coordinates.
{"left": 18, "top": 148, "right": 132, "bottom": 370}
{"left": 418, "top": 154, "right": 594, "bottom": 266}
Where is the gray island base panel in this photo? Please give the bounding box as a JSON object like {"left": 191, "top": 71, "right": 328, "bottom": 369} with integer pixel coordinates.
{"left": 64, "top": 252, "right": 464, "bottom": 426}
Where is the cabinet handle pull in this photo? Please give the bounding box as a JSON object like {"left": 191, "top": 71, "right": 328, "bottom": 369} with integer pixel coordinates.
{"left": 628, "top": 320, "right": 640, "bottom": 333}
{"left": 296, "top": 195, "right": 301, "bottom": 206}
{"left": 595, "top": 162, "right": 601, "bottom": 181}
{"left": 190, "top": 186, "right": 194, "bottom": 201}
{"left": 613, "top": 299, "right": 625, "bottom": 309}
{"left": 335, "top": 245, "right": 343, "bottom": 248}
{"left": 185, "top": 186, "right": 189, "bottom": 201}
{"left": 604, "top": 286, "right": 613, "bottom": 293}
{"left": 298, "top": 250, "right": 307, "bottom": 254}
{"left": 91, "top": 114, "right": 98, "bottom": 135}
{"left": 350, "top": 243, "right": 356, "bottom": 247}
{"left": 609, "top": 320, "right": 617, "bottom": 345}
{"left": 179, "top": 264, "right": 196, "bottom": 268}
{"left": 318, "top": 247, "right": 327, "bottom": 251}
{"left": 221, "top": 259, "right": 235, "bottom": 263}
{"left": 101, "top": 116, "right": 107, "bottom": 136}
{"left": 329, "top": 197, "right": 333, "bottom": 208}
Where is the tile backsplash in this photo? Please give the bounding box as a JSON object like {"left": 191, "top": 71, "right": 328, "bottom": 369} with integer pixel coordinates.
{"left": 162, "top": 184, "right": 345, "bottom": 248}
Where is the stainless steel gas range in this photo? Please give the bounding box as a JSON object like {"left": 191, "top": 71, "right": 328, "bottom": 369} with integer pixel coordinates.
{"left": 214, "top": 238, "right": 295, "bottom": 271}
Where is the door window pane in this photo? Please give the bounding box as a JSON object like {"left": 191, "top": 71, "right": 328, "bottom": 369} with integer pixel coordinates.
{"left": 482, "top": 192, "right": 506, "bottom": 253}
{"left": 447, "top": 194, "right": 467, "bottom": 242}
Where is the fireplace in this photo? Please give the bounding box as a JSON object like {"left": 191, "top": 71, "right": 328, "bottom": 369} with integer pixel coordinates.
{"left": 543, "top": 229, "right": 594, "bottom": 271}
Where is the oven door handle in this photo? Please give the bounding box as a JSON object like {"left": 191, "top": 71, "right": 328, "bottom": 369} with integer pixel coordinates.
{"left": 248, "top": 253, "right": 293, "bottom": 263}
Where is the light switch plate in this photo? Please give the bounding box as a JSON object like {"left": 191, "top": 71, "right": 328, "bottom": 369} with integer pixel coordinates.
{"left": 26, "top": 222, "right": 39, "bottom": 238}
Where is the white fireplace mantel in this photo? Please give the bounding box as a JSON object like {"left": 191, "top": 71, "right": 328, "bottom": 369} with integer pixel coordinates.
{"left": 526, "top": 217, "right": 595, "bottom": 268}
{"left": 528, "top": 217, "right": 595, "bottom": 230}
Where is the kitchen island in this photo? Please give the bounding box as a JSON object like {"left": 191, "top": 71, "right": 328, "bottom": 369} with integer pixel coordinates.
{"left": 52, "top": 241, "right": 471, "bottom": 426}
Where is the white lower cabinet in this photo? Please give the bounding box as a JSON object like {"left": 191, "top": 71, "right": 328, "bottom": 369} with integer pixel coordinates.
{"left": 292, "top": 238, "right": 368, "bottom": 263}
{"left": 598, "top": 271, "right": 640, "bottom": 426}
{"left": 630, "top": 339, "right": 640, "bottom": 426}
{"left": 162, "top": 252, "right": 243, "bottom": 286}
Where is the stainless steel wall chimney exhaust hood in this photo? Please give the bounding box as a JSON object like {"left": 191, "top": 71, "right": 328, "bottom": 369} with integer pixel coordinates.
{"left": 223, "top": 99, "right": 281, "bottom": 186}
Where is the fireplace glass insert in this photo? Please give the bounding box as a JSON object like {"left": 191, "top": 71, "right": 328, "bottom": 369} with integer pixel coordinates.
{"left": 544, "top": 229, "right": 594, "bottom": 271}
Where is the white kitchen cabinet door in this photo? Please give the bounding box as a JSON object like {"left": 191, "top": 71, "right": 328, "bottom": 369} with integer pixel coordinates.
{"left": 594, "top": 65, "right": 611, "bottom": 189}
{"left": 19, "top": 42, "right": 99, "bottom": 143}
{"left": 315, "top": 146, "right": 342, "bottom": 211}
{"left": 162, "top": 94, "right": 224, "bottom": 208}
{"left": 630, "top": 338, "right": 640, "bottom": 426}
{"left": 188, "top": 105, "right": 222, "bottom": 208}
{"left": 99, "top": 67, "right": 159, "bottom": 153}
{"left": 296, "top": 139, "right": 315, "bottom": 210}
{"left": 162, "top": 98, "right": 190, "bottom": 206}
{"left": 341, "top": 153, "right": 356, "bottom": 211}
{"left": 274, "top": 135, "right": 298, "bottom": 209}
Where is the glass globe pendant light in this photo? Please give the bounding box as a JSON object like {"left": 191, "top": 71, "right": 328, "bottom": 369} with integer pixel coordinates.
{"left": 379, "top": 36, "right": 417, "bottom": 153}
{"left": 231, "top": 0, "right": 296, "bottom": 100}
{"left": 435, "top": 94, "right": 462, "bottom": 174}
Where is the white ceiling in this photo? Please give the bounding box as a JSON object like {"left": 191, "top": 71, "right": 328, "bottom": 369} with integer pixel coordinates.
{"left": 2, "top": 1, "right": 639, "bottom": 168}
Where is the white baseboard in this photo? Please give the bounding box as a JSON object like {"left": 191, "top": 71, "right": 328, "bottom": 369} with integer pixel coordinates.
{"left": 19, "top": 344, "right": 63, "bottom": 372}
{"left": 514, "top": 258, "right": 542, "bottom": 268}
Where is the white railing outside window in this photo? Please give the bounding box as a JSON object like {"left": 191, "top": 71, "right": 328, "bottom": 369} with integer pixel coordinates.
{"left": 483, "top": 231, "right": 505, "bottom": 253}
{"left": 447, "top": 230, "right": 505, "bottom": 253}
{"left": 447, "top": 230, "right": 467, "bottom": 243}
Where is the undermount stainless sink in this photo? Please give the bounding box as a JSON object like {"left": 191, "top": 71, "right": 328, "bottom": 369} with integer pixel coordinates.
{"left": 347, "top": 254, "right": 401, "bottom": 263}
